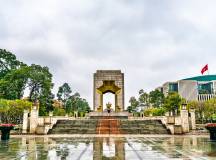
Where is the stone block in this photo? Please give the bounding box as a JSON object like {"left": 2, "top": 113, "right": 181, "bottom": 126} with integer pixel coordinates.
{"left": 174, "top": 125, "right": 183, "bottom": 134}
{"left": 167, "top": 116, "right": 175, "bottom": 124}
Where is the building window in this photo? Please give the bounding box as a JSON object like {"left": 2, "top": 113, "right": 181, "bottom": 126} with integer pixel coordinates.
{"left": 169, "top": 83, "right": 178, "bottom": 92}
{"left": 198, "top": 82, "right": 213, "bottom": 94}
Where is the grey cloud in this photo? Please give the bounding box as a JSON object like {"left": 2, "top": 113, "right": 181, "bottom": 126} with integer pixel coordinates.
{"left": 1, "top": 0, "right": 216, "bottom": 107}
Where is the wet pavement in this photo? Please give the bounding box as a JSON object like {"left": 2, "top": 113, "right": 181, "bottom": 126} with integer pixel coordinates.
{"left": 0, "top": 135, "right": 215, "bottom": 160}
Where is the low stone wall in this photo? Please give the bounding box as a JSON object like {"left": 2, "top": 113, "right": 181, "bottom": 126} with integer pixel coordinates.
{"left": 36, "top": 116, "right": 73, "bottom": 134}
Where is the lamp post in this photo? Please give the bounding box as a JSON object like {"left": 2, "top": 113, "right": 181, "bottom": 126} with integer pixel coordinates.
{"left": 182, "top": 103, "right": 187, "bottom": 110}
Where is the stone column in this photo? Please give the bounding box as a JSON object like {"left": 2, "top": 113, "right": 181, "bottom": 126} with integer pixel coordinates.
{"left": 190, "top": 109, "right": 196, "bottom": 130}
{"left": 30, "top": 106, "right": 39, "bottom": 134}
{"left": 181, "top": 108, "right": 189, "bottom": 133}
{"left": 115, "top": 94, "right": 118, "bottom": 111}
{"left": 22, "top": 110, "right": 29, "bottom": 134}
{"left": 100, "top": 94, "right": 103, "bottom": 111}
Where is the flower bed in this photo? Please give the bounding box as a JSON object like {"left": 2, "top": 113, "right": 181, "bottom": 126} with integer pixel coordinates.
{"left": 0, "top": 124, "right": 16, "bottom": 140}
{"left": 207, "top": 123, "right": 216, "bottom": 127}
{"left": 205, "top": 123, "right": 216, "bottom": 141}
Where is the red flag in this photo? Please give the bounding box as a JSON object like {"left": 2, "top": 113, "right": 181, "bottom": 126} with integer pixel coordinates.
{"left": 201, "top": 64, "right": 208, "bottom": 75}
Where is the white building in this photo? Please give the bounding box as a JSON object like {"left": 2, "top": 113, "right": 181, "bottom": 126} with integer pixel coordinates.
{"left": 158, "top": 75, "right": 216, "bottom": 101}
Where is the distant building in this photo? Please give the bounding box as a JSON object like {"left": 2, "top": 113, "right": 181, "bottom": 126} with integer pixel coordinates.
{"left": 158, "top": 75, "right": 216, "bottom": 101}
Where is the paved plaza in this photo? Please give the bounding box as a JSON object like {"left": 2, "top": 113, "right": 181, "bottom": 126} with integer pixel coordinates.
{"left": 0, "top": 135, "right": 215, "bottom": 160}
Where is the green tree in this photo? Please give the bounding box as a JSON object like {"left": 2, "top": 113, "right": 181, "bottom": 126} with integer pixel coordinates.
{"left": 188, "top": 100, "right": 210, "bottom": 123}
{"left": 0, "top": 66, "right": 29, "bottom": 99}
{"left": 65, "top": 92, "right": 90, "bottom": 114}
{"left": 66, "top": 92, "right": 80, "bottom": 112}
{"left": 0, "top": 49, "right": 26, "bottom": 78}
{"left": 27, "top": 64, "right": 53, "bottom": 101}
{"left": 0, "top": 64, "right": 54, "bottom": 115}
{"left": 127, "top": 106, "right": 133, "bottom": 113}
{"left": 57, "top": 83, "right": 72, "bottom": 107}
{"left": 138, "top": 89, "right": 149, "bottom": 107}
{"left": 128, "top": 96, "right": 139, "bottom": 111}
{"left": 163, "top": 92, "right": 182, "bottom": 116}
{"left": 26, "top": 64, "right": 54, "bottom": 115}
{"left": 204, "top": 98, "right": 216, "bottom": 122}
{"left": 149, "top": 89, "right": 165, "bottom": 107}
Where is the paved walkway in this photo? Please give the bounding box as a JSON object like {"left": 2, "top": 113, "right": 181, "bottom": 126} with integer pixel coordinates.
{"left": 0, "top": 135, "right": 214, "bottom": 160}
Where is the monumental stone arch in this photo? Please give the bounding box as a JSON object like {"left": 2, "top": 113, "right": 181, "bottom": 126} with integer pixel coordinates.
{"left": 93, "top": 70, "right": 124, "bottom": 112}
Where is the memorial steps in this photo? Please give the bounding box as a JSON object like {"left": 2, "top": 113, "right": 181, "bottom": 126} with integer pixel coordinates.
{"left": 48, "top": 119, "right": 170, "bottom": 135}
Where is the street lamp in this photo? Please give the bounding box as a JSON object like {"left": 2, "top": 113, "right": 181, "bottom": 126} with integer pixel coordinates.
{"left": 182, "top": 103, "right": 187, "bottom": 110}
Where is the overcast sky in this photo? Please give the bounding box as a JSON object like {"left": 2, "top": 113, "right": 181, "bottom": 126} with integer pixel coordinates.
{"left": 1, "top": 0, "right": 216, "bottom": 108}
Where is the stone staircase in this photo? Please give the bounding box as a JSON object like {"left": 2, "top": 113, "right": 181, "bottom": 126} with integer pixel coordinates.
{"left": 48, "top": 119, "right": 170, "bottom": 134}
{"left": 119, "top": 120, "right": 170, "bottom": 134}
{"left": 48, "top": 120, "right": 98, "bottom": 134}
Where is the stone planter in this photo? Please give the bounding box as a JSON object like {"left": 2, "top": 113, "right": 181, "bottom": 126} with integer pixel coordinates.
{"left": 167, "top": 116, "right": 175, "bottom": 124}
{"left": 206, "top": 124, "right": 216, "bottom": 141}
{"left": 0, "top": 124, "right": 15, "bottom": 141}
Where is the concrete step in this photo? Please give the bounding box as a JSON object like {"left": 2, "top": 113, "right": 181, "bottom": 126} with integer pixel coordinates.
{"left": 48, "top": 119, "right": 170, "bottom": 135}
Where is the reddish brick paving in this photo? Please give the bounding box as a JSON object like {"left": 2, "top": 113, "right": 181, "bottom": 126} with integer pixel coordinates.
{"left": 96, "top": 119, "right": 120, "bottom": 134}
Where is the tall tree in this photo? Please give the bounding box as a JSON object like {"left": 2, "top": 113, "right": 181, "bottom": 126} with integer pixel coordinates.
{"left": 128, "top": 96, "right": 139, "bottom": 111}
{"left": 204, "top": 98, "right": 216, "bottom": 121}
{"left": 138, "top": 89, "right": 149, "bottom": 107}
{"left": 149, "top": 89, "right": 165, "bottom": 107}
{"left": 65, "top": 92, "right": 80, "bottom": 113}
{"left": 0, "top": 49, "right": 25, "bottom": 78}
{"left": 65, "top": 92, "right": 90, "bottom": 113}
{"left": 164, "top": 92, "right": 182, "bottom": 116}
{"left": 27, "top": 64, "right": 53, "bottom": 101}
{"left": 0, "top": 66, "right": 29, "bottom": 99}
{"left": 188, "top": 101, "right": 205, "bottom": 123}
{"left": 57, "top": 83, "right": 72, "bottom": 107}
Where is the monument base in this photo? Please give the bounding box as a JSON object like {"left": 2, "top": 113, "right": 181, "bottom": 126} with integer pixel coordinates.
{"left": 88, "top": 112, "right": 129, "bottom": 119}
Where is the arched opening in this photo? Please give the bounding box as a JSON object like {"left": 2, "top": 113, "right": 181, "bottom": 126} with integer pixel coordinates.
{"left": 96, "top": 80, "right": 121, "bottom": 112}
{"left": 103, "top": 92, "right": 115, "bottom": 112}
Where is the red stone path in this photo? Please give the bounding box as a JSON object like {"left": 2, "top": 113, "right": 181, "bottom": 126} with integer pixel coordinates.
{"left": 96, "top": 119, "right": 120, "bottom": 134}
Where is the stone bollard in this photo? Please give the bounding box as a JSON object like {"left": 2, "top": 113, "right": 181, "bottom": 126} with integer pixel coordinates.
{"left": 180, "top": 104, "right": 189, "bottom": 133}
{"left": 190, "top": 109, "right": 196, "bottom": 130}
{"left": 74, "top": 111, "right": 78, "bottom": 119}
{"left": 30, "top": 106, "right": 39, "bottom": 134}
{"left": 49, "top": 111, "right": 53, "bottom": 124}
{"left": 22, "top": 110, "right": 29, "bottom": 134}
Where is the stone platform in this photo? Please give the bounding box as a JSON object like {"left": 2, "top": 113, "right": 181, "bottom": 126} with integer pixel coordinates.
{"left": 87, "top": 111, "right": 130, "bottom": 119}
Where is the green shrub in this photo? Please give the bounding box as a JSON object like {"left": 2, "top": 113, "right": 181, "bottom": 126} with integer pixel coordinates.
{"left": 152, "top": 108, "right": 166, "bottom": 116}
{"left": 144, "top": 108, "right": 152, "bottom": 116}
{"left": 53, "top": 108, "right": 66, "bottom": 116}
{"left": 144, "top": 108, "right": 166, "bottom": 117}
{"left": 0, "top": 99, "right": 32, "bottom": 124}
{"left": 133, "top": 112, "right": 140, "bottom": 117}
{"left": 79, "top": 112, "right": 85, "bottom": 117}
